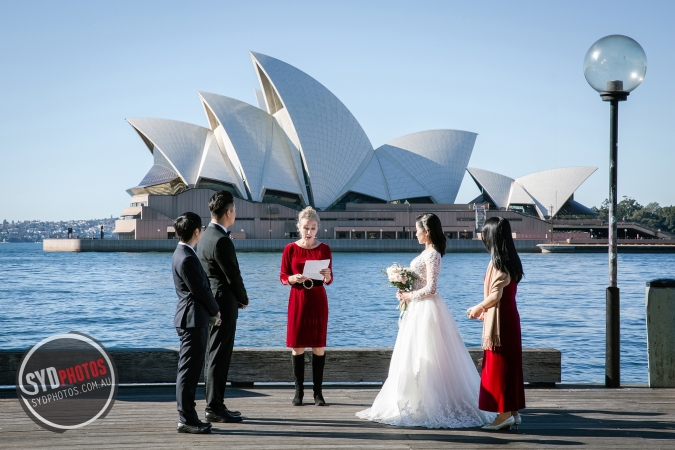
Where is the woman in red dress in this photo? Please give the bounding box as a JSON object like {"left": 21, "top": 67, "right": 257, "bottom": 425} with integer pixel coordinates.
{"left": 468, "top": 216, "right": 525, "bottom": 430}
{"left": 280, "top": 206, "right": 333, "bottom": 406}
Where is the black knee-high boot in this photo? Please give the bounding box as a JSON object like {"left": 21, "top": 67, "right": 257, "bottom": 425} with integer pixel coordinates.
{"left": 292, "top": 354, "right": 304, "bottom": 406}
{"left": 312, "top": 354, "right": 326, "bottom": 406}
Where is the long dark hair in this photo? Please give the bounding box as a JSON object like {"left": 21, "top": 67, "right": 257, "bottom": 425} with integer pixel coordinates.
{"left": 416, "top": 213, "right": 446, "bottom": 256}
{"left": 481, "top": 217, "right": 523, "bottom": 282}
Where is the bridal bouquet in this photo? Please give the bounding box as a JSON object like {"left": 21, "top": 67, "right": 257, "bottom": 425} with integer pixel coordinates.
{"left": 382, "top": 263, "right": 417, "bottom": 312}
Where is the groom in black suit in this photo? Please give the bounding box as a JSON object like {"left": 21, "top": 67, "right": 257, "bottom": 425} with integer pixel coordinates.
{"left": 199, "top": 191, "right": 249, "bottom": 423}
{"left": 172, "top": 212, "right": 221, "bottom": 434}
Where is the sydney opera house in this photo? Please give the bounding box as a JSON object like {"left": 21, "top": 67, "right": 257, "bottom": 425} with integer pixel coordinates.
{"left": 113, "top": 52, "right": 598, "bottom": 241}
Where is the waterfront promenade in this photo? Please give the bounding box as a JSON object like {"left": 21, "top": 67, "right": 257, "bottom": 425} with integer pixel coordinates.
{"left": 42, "top": 238, "right": 546, "bottom": 253}
{"left": 43, "top": 238, "right": 675, "bottom": 253}
{"left": 1, "top": 385, "right": 674, "bottom": 448}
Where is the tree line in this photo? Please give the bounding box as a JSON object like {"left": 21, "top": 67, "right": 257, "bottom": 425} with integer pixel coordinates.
{"left": 591, "top": 197, "right": 675, "bottom": 234}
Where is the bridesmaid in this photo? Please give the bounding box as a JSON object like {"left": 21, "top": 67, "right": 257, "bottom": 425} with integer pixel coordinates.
{"left": 280, "top": 206, "right": 333, "bottom": 406}
{"left": 468, "top": 216, "right": 525, "bottom": 430}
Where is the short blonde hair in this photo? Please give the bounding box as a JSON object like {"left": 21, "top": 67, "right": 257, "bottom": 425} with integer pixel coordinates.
{"left": 297, "top": 206, "right": 320, "bottom": 229}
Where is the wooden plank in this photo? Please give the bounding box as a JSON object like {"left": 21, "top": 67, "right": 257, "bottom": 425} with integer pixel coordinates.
{"left": 0, "top": 347, "right": 561, "bottom": 385}
{"left": 0, "top": 386, "right": 673, "bottom": 449}
{"left": 230, "top": 348, "right": 560, "bottom": 384}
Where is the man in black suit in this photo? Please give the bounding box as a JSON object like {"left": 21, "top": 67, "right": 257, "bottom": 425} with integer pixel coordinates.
{"left": 172, "top": 212, "right": 221, "bottom": 434}
{"left": 199, "top": 191, "right": 248, "bottom": 423}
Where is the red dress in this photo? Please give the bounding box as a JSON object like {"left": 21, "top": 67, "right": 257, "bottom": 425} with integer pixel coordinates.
{"left": 478, "top": 280, "right": 526, "bottom": 412}
{"left": 280, "top": 242, "right": 333, "bottom": 348}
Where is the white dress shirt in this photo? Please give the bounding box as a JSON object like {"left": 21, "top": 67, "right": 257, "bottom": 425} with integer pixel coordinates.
{"left": 178, "top": 242, "right": 195, "bottom": 254}
{"left": 212, "top": 222, "right": 228, "bottom": 234}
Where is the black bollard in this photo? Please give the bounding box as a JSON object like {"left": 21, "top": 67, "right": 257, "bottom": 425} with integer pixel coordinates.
{"left": 606, "top": 287, "right": 620, "bottom": 388}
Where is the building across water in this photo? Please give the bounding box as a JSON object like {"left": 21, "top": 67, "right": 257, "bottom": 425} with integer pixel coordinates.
{"left": 112, "top": 51, "right": 618, "bottom": 242}
{"left": 115, "top": 190, "right": 553, "bottom": 241}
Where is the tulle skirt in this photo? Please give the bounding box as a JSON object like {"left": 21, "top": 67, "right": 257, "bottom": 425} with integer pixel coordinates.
{"left": 356, "top": 293, "right": 495, "bottom": 428}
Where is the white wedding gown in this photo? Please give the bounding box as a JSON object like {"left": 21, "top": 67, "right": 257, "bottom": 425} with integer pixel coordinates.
{"left": 356, "top": 248, "right": 495, "bottom": 428}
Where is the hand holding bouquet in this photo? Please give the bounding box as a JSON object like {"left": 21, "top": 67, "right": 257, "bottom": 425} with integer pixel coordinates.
{"left": 382, "top": 263, "right": 417, "bottom": 312}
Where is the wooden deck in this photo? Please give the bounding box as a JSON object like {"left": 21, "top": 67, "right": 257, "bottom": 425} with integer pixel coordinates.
{"left": 1, "top": 385, "right": 674, "bottom": 449}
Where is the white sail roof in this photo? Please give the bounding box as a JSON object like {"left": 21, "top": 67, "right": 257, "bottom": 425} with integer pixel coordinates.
{"left": 516, "top": 167, "right": 597, "bottom": 218}
{"left": 508, "top": 181, "right": 535, "bottom": 205}
{"left": 199, "top": 92, "right": 307, "bottom": 203}
{"left": 466, "top": 167, "right": 515, "bottom": 208}
{"left": 126, "top": 118, "right": 209, "bottom": 187}
{"left": 197, "top": 130, "right": 241, "bottom": 191}
{"left": 261, "top": 120, "right": 309, "bottom": 201}
{"left": 468, "top": 166, "right": 597, "bottom": 218}
{"left": 250, "top": 51, "right": 374, "bottom": 209}
{"left": 378, "top": 130, "right": 476, "bottom": 204}
{"left": 137, "top": 164, "right": 180, "bottom": 188}
{"left": 373, "top": 150, "right": 430, "bottom": 201}
{"left": 126, "top": 53, "right": 491, "bottom": 210}
{"left": 345, "top": 153, "right": 390, "bottom": 201}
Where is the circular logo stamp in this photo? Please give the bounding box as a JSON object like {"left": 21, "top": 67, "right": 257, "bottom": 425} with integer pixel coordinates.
{"left": 15, "top": 332, "right": 118, "bottom": 433}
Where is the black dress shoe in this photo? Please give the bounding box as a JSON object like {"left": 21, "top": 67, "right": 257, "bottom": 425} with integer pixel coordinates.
{"left": 224, "top": 407, "right": 241, "bottom": 416}
{"left": 205, "top": 410, "right": 243, "bottom": 423}
{"left": 177, "top": 422, "right": 211, "bottom": 434}
{"left": 314, "top": 392, "right": 326, "bottom": 406}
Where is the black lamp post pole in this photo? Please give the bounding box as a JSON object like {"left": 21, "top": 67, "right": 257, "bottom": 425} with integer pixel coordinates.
{"left": 584, "top": 34, "right": 646, "bottom": 388}
{"left": 601, "top": 83, "right": 627, "bottom": 388}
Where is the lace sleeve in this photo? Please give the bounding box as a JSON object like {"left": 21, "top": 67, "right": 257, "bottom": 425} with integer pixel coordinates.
{"left": 410, "top": 251, "right": 442, "bottom": 302}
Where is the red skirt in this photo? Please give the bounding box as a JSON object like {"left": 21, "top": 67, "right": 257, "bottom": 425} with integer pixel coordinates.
{"left": 286, "top": 284, "right": 328, "bottom": 348}
{"left": 479, "top": 281, "right": 526, "bottom": 412}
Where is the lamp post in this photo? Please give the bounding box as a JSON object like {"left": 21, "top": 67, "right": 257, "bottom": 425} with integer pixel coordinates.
{"left": 590, "top": 228, "right": 593, "bottom": 239}
{"left": 550, "top": 204, "right": 554, "bottom": 243}
{"left": 584, "top": 34, "right": 647, "bottom": 388}
{"left": 406, "top": 202, "right": 411, "bottom": 240}
{"left": 267, "top": 205, "right": 272, "bottom": 239}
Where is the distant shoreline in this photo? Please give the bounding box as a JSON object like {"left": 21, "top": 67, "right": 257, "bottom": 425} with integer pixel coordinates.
{"left": 41, "top": 238, "right": 545, "bottom": 253}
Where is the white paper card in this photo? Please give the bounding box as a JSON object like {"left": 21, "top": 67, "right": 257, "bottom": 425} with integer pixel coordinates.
{"left": 302, "top": 259, "right": 330, "bottom": 280}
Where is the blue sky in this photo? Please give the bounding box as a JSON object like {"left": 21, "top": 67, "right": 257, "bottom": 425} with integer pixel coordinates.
{"left": 1, "top": 0, "right": 673, "bottom": 221}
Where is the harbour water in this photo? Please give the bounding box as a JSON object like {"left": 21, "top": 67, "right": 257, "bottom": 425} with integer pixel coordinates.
{"left": 0, "top": 243, "right": 673, "bottom": 383}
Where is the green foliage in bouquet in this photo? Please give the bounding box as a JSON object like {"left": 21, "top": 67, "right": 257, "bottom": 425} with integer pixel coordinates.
{"left": 383, "top": 263, "right": 418, "bottom": 312}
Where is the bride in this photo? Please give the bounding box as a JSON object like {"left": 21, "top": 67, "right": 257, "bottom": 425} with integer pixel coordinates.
{"left": 356, "top": 213, "right": 494, "bottom": 428}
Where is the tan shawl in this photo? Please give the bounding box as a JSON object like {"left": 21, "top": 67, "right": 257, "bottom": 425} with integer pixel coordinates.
{"left": 481, "top": 261, "right": 511, "bottom": 350}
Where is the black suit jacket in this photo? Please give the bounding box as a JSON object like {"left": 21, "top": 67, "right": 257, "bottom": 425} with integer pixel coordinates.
{"left": 198, "top": 223, "right": 248, "bottom": 308}
{"left": 173, "top": 244, "right": 220, "bottom": 328}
